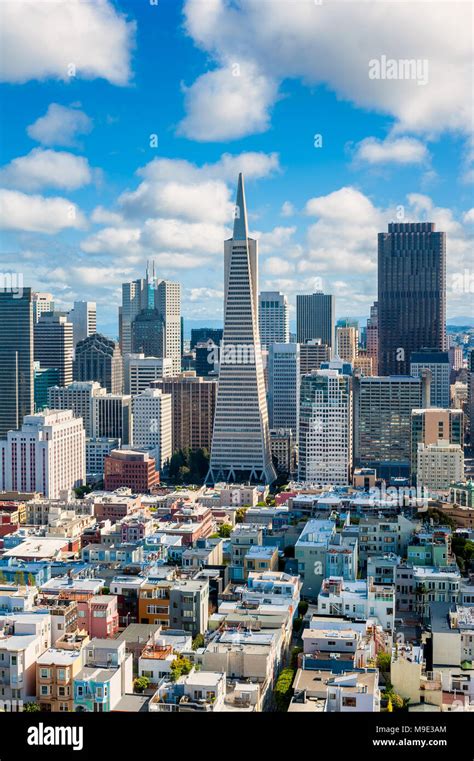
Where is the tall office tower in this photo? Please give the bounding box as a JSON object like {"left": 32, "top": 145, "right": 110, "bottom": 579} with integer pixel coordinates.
{"left": 131, "top": 308, "right": 164, "bottom": 357}
{"left": 353, "top": 370, "right": 431, "bottom": 480}
{"left": 195, "top": 341, "right": 219, "bottom": 377}
{"left": 91, "top": 393, "right": 131, "bottom": 445}
{"left": 190, "top": 328, "right": 223, "bottom": 351}
{"left": 366, "top": 302, "right": 378, "bottom": 374}
{"left": 127, "top": 354, "right": 173, "bottom": 395}
{"left": 120, "top": 277, "right": 147, "bottom": 355}
{"left": 32, "top": 292, "right": 54, "bottom": 322}
{"left": 34, "top": 312, "right": 73, "bottom": 387}
{"left": 410, "top": 407, "right": 463, "bottom": 482}
{"left": 378, "top": 222, "right": 446, "bottom": 375}
{"left": 34, "top": 364, "right": 60, "bottom": 411}
{"left": 259, "top": 291, "right": 290, "bottom": 348}
{"left": 131, "top": 388, "right": 172, "bottom": 469}
{"left": 268, "top": 342, "right": 300, "bottom": 434}
{"left": 0, "top": 410, "right": 85, "bottom": 498}
{"left": 155, "top": 280, "right": 181, "bottom": 374}
{"left": 69, "top": 301, "right": 97, "bottom": 346}
{"left": 0, "top": 288, "right": 34, "bottom": 438}
{"left": 74, "top": 333, "right": 123, "bottom": 394}
{"left": 299, "top": 339, "right": 331, "bottom": 376}
{"left": 298, "top": 369, "right": 352, "bottom": 485}
{"left": 410, "top": 349, "right": 450, "bottom": 408}
{"left": 207, "top": 174, "right": 275, "bottom": 484}
{"left": 48, "top": 380, "right": 104, "bottom": 436}
{"left": 336, "top": 326, "right": 358, "bottom": 364}
{"left": 152, "top": 373, "right": 217, "bottom": 453}
{"left": 296, "top": 292, "right": 335, "bottom": 353}
{"left": 469, "top": 349, "right": 474, "bottom": 446}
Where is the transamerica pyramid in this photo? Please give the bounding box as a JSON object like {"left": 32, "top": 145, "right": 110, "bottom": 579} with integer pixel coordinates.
{"left": 207, "top": 173, "right": 276, "bottom": 485}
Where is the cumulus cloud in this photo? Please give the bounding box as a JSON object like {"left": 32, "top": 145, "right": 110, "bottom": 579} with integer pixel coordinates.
{"left": 0, "top": 189, "right": 86, "bottom": 233}
{"left": 182, "top": 0, "right": 472, "bottom": 141}
{"left": 281, "top": 201, "right": 295, "bottom": 217}
{"left": 353, "top": 136, "right": 429, "bottom": 165}
{"left": 0, "top": 148, "right": 92, "bottom": 191}
{"left": 27, "top": 104, "right": 92, "bottom": 147}
{"left": 178, "top": 62, "right": 278, "bottom": 141}
{"left": 0, "top": 0, "right": 135, "bottom": 85}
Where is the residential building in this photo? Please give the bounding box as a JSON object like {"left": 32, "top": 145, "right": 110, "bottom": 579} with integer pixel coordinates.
{"left": 0, "top": 612, "right": 51, "bottom": 703}
{"left": 317, "top": 576, "right": 395, "bottom": 630}
{"left": 73, "top": 638, "right": 133, "bottom": 712}
{"left": 299, "top": 370, "right": 352, "bottom": 485}
{"left": 411, "top": 407, "right": 463, "bottom": 482}
{"left": 169, "top": 579, "right": 209, "bottom": 635}
{"left": 295, "top": 519, "right": 357, "bottom": 599}
{"left": 36, "top": 648, "right": 83, "bottom": 712}
{"left": 0, "top": 410, "right": 85, "bottom": 498}
{"left": 132, "top": 388, "right": 172, "bottom": 469}
{"left": 417, "top": 441, "right": 464, "bottom": 492}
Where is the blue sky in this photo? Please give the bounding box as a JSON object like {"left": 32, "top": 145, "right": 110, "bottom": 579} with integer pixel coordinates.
{"left": 0, "top": 0, "right": 472, "bottom": 337}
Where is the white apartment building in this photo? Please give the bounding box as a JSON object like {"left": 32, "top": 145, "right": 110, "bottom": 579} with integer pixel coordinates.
{"left": 0, "top": 410, "right": 85, "bottom": 498}
{"left": 317, "top": 576, "right": 395, "bottom": 630}
{"left": 48, "top": 380, "right": 103, "bottom": 436}
{"left": 126, "top": 354, "right": 174, "bottom": 395}
{"left": 298, "top": 369, "right": 352, "bottom": 485}
{"left": 258, "top": 291, "right": 290, "bottom": 348}
{"left": 0, "top": 612, "right": 51, "bottom": 703}
{"left": 417, "top": 441, "right": 464, "bottom": 491}
{"left": 132, "top": 388, "right": 172, "bottom": 469}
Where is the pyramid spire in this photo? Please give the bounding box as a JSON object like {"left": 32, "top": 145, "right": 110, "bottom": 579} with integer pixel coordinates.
{"left": 233, "top": 172, "right": 248, "bottom": 240}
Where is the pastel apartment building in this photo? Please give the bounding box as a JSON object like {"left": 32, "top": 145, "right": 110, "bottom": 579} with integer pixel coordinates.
{"left": 73, "top": 638, "right": 133, "bottom": 712}
{"left": 317, "top": 576, "right": 395, "bottom": 631}
{"left": 37, "top": 647, "right": 83, "bottom": 712}
{"left": 0, "top": 612, "right": 51, "bottom": 703}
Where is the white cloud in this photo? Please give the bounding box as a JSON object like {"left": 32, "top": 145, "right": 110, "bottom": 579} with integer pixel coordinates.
{"left": 463, "top": 208, "right": 474, "bottom": 224}
{"left": 256, "top": 226, "right": 296, "bottom": 253}
{"left": 119, "top": 179, "right": 233, "bottom": 224}
{"left": 91, "top": 206, "right": 124, "bottom": 226}
{"left": 141, "top": 218, "right": 226, "bottom": 255}
{"left": 27, "top": 104, "right": 92, "bottom": 147}
{"left": 0, "top": 189, "right": 85, "bottom": 233}
{"left": 262, "top": 256, "right": 294, "bottom": 276}
{"left": 80, "top": 227, "right": 141, "bottom": 257}
{"left": 178, "top": 62, "right": 278, "bottom": 141}
{"left": 0, "top": 148, "right": 92, "bottom": 191}
{"left": 182, "top": 0, "right": 472, "bottom": 140}
{"left": 281, "top": 201, "right": 295, "bottom": 217}
{"left": 0, "top": 0, "right": 135, "bottom": 85}
{"left": 353, "top": 136, "right": 429, "bottom": 165}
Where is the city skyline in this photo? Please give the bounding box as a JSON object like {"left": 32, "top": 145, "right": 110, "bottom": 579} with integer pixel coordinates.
{"left": 0, "top": 0, "right": 473, "bottom": 338}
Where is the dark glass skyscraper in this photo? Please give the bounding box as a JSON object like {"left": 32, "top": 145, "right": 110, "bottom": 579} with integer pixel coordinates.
{"left": 74, "top": 333, "right": 123, "bottom": 394}
{"left": 378, "top": 222, "right": 446, "bottom": 375}
{"left": 0, "top": 287, "right": 34, "bottom": 438}
{"left": 296, "top": 292, "right": 335, "bottom": 352}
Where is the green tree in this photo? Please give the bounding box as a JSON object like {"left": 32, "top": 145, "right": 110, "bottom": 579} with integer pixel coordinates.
{"left": 192, "top": 634, "right": 205, "bottom": 650}
{"left": 377, "top": 652, "right": 392, "bottom": 673}
{"left": 235, "top": 507, "right": 248, "bottom": 523}
{"left": 134, "top": 676, "right": 150, "bottom": 693}
{"left": 273, "top": 668, "right": 295, "bottom": 712}
{"left": 170, "top": 656, "right": 193, "bottom": 682}
{"left": 23, "top": 702, "right": 41, "bottom": 712}
{"left": 218, "top": 524, "right": 232, "bottom": 539}
{"left": 298, "top": 601, "right": 308, "bottom": 617}
{"left": 27, "top": 573, "right": 35, "bottom": 587}
{"left": 290, "top": 646, "right": 303, "bottom": 669}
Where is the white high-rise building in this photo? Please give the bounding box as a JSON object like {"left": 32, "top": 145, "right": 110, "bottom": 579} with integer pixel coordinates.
{"left": 208, "top": 174, "right": 276, "bottom": 484}
{"left": 69, "top": 301, "right": 97, "bottom": 346}
{"left": 132, "top": 388, "right": 172, "bottom": 469}
{"left": 0, "top": 409, "right": 85, "bottom": 498}
{"left": 417, "top": 441, "right": 464, "bottom": 491}
{"left": 120, "top": 278, "right": 147, "bottom": 355}
{"left": 410, "top": 350, "right": 450, "bottom": 409}
{"left": 299, "top": 369, "right": 352, "bottom": 485}
{"left": 48, "top": 381, "right": 104, "bottom": 436}
{"left": 155, "top": 280, "right": 181, "bottom": 374}
{"left": 268, "top": 342, "right": 300, "bottom": 435}
{"left": 127, "top": 355, "right": 174, "bottom": 395}
{"left": 259, "top": 291, "right": 289, "bottom": 348}
{"left": 32, "top": 292, "right": 54, "bottom": 322}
